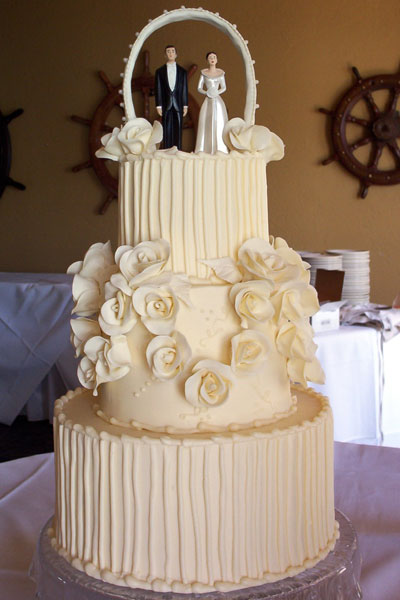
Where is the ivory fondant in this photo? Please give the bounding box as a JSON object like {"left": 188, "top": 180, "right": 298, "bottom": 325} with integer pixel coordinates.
{"left": 97, "top": 284, "right": 295, "bottom": 433}
{"left": 52, "top": 387, "right": 338, "bottom": 593}
{"left": 118, "top": 153, "right": 269, "bottom": 279}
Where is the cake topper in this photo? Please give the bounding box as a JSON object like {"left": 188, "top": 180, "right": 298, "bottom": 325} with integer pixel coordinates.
{"left": 155, "top": 45, "right": 188, "bottom": 150}
{"left": 195, "top": 51, "right": 228, "bottom": 154}
{"left": 122, "top": 7, "right": 258, "bottom": 125}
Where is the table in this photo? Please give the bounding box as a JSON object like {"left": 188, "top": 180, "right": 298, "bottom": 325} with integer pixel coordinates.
{"left": 0, "top": 273, "right": 79, "bottom": 425}
{"left": 0, "top": 444, "right": 399, "bottom": 600}
{"left": 311, "top": 326, "right": 400, "bottom": 446}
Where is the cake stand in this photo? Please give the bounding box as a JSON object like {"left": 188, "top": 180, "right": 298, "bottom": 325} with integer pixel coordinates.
{"left": 31, "top": 510, "right": 361, "bottom": 600}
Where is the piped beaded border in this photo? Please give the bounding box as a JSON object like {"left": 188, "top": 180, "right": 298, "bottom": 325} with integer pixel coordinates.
{"left": 54, "top": 386, "right": 332, "bottom": 444}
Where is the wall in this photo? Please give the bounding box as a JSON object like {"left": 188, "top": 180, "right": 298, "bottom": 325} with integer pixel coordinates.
{"left": 1, "top": 0, "right": 399, "bottom": 304}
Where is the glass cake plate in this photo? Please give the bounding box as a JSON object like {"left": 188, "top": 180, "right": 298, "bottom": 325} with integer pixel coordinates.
{"left": 30, "top": 510, "right": 362, "bottom": 600}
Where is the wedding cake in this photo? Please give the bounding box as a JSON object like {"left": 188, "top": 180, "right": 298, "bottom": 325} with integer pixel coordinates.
{"left": 49, "top": 8, "right": 339, "bottom": 593}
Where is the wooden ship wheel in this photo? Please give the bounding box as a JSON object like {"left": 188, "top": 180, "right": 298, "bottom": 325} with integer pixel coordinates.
{"left": 71, "top": 51, "right": 200, "bottom": 214}
{"left": 0, "top": 108, "right": 26, "bottom": 199}
{"left": 319, "top": 65, "right": 400, "bottom": 198}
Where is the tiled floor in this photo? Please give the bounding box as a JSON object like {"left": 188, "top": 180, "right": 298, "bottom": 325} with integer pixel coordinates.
{"left": 0, "top": 417, "right": 53, "bottom": 463}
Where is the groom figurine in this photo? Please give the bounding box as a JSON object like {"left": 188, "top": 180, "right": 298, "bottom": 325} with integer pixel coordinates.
{"left": 155, "top": 45, "right": 188, "bottom": 150}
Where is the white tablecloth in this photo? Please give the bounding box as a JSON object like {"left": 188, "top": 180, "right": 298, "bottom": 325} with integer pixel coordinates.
{"left": 0, "top": 273, "right": 79, "bottom": 425}
{"left": 311, "top": 325, "right": 400, "bottom": 446}
{"left": 0, "top": 444, "right": 399, "bottom": 599}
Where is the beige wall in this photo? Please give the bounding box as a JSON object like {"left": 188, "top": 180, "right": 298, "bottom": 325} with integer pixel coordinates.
{"left": 1, "top": 0, "right": 399, "bottom": 304}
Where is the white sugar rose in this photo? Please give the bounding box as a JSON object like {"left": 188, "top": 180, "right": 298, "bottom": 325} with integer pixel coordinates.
{"left": 229, "top": 280, "right": 274, "bottom": 328}
{"left": 238, "top": 238, "right": 300, "bottom": 285}
{"left": 70, "top": 317, "right": 101, "bottom": 357}
{"left": 95, "top": 118, "right": 163, "bottom": 161}
{"left": 276, "top": 320, "right": 317, "bottom": 361}
{"left": 287, "top": 356, "right": 325, "bottom": 387}
{"left": 185, "top": 360, "right": 232, "bottom": 408}
{"left": 146, "top": 332, "right": 191, "bottom": 381}
{"left": 111, "top": 239, "right": 170, "bottom": 295}
{"left": 231, "top": 330, "right": 270, "bottom": 375}
{"left": 118, "top": 118, "right": 163, "bottom": 156}
{"left": 67, "top": 241, "right": 118, "bottom": 317}
{"left": 200, "top": 256, "right": 242, "bottom": 284}
{"left": 223, "top": 117, "right": 284, "bottom": 163}
{"left": 272, "top": 281, "right": 319, "bottom": 323}
{"left": 270, "top": 236, "right": 310, "bottom": 283}
{"left": 132, "top": 285, "right": 177, "bottom": 335}
{"left": 78, "top": 335, "right": 131, "bottom": 394}
{"left": 98, "top": 290, "right": 137, "bottom": 336}
{"left": 95, "top": 127, "right": 125, "bottom": 162}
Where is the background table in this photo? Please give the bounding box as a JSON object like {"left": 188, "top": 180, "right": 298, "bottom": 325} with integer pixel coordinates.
{"left": 0, "top": 273, "right": 79, "bottom": 425}
{"left": 1, "top": 444, "right": 399, "bottom": 600}
{"left": 311, "top": 326, "right": 400, "bottom": 446}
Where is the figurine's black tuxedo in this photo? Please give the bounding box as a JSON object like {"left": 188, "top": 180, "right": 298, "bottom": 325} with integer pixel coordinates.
{"left": 155, "top": 63, "right": 188, "bottom": 150}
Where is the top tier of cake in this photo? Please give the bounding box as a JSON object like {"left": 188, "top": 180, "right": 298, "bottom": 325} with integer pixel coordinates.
{"left": 118, "top": 151, "right": 269, "bottom": 280}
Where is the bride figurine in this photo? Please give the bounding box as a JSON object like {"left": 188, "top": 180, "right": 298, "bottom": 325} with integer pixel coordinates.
{"left": 195, "top": 51, "right": 228, "bottom": 154}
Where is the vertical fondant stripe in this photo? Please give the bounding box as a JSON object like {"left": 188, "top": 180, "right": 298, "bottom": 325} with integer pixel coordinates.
{"left": 285, "top": 433, "right": 296, "bottom": 566}
{"left": 266, "top": 437, "right": 278, "bottom": 572}
{"left": 183, "top": 159, "right": 194, "bottom": 276}
{"left": 98, "top": 438, "right": 111, "bottom": 570}
{"left": 295, "top": 431, "right": 305, "bottom": 565}
{"left": 133, "top": 161, "right": 141, "bottom": 246}
{"left": 310, "top": 427, "right": 318, "bottom": 557}
{"left": 225, "top": 160, "right": 234, "bottom": 257}
{"left": 122, "top": 439, "right": 134, "bottom": 574}
{"left": 63, "top": 425, "right": 71, "bottom": 553}
{"left": 110, "top": 441, "right": 123, "bottom": 573}
{"left": 149, "top": 444, "right": 165, "bottom": 578}
{"left": 83, "top": 434, "right": 93, "bottom": 562}
{"left": 245, "top": 440, "right": 257, "bottom": 577}
{"left": 170, "top": 159, "right": 183, "bottom": 273}
{"left": 204, "top": 443, "right": 221, "bottom": 584}
{"left": 190, "top": 446, "right": 206, "bottom": 583}
{"left": 242, "top": 159, "right": 251, "bottom": 240}
{"left": 133, "top": 441, "right": 150, "bottom": 578}
{"left": 218, "top": 441, "right": 233, "bottom": 582}
{"left": 326, "top": 411, "right": 335, "bottom": 538}
{"left": 196, "top": 159, "right": 207, "bottom": 278}
{"left": 58, "top": 424, "right": 65, "bottom": 547}
{"left": 177, "top": 445, "right": 194, "bottom": 583}
{"left": 316, "top": 422, "right": 325, "bottom": 550}
{"left": 164, "top": 443, "right": 181, "bottom": 581}
{"left": 76, "top": 432, "right": 84, "bottom": 559}
{"left": 256, "top": 437, "right": 267, "bottom": 576}
{"left": 92, "top": 437, "right": 100, "bottom": 567}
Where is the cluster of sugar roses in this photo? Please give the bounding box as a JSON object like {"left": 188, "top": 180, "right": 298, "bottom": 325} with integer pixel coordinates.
{"left": 201, "top": 236, "right": 325, "bottom": 401}
{"left": 68, "top": 239, "right": 193, "bottom": 395}
{"left": 95, "top": 115, "right": 285, "bottom": 165}
{"left": 68, "top": 236, "right": 324, "bottom": 407}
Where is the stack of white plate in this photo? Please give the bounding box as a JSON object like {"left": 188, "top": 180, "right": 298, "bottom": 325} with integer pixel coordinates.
{"left": 327, "top": 249, "right": 370, "bottom": 305}
{"left": 297, "top": 251, "right": 343, "bottom": 287}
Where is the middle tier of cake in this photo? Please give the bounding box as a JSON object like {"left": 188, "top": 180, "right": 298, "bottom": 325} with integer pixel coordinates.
{"left": 96, "top": 283, "right": 295, "bottom": 434}
{"left": 118, "top": 152, "right": 269, "bottom": 280}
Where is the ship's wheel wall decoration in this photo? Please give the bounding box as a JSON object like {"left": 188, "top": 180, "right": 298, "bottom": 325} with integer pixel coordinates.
{"left": 0, "top": 108, "right": 26, "bottom": 199}
{"left": 71, "top": 51, "right": 199, "bottom": 214}
{"left": 319, "top": 65, "right": 400, "bottom": 198}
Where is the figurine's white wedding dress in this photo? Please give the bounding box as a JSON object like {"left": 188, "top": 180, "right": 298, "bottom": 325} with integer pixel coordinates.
{"left": 195, "top": 70, "right": 228, "bottom": 154}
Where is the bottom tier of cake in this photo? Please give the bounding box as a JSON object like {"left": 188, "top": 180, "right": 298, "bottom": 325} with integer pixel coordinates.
{"left": 51, "top": 387, "right": 339, "bottom": 593}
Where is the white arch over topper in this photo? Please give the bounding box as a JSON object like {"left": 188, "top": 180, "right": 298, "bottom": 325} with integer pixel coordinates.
{"left": 122, "top": 7, "right": 257, "bottom": 125}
